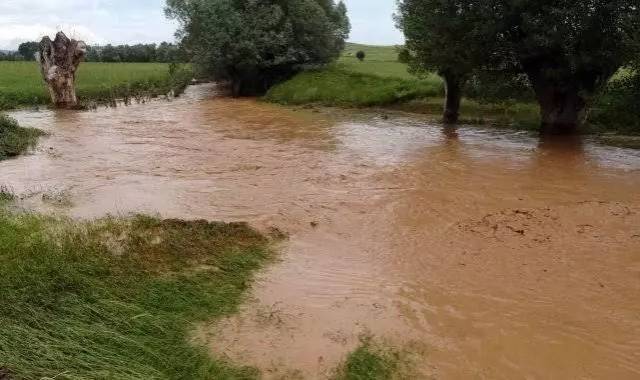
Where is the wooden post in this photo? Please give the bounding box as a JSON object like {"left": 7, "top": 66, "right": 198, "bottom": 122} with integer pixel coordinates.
{"left": 37, "top": 32, "right": 86, "bottom": 108}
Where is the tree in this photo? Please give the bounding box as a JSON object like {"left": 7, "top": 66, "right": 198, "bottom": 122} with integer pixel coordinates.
{"left": 166, "top": 0, "right": 351, "bottom": 96}
{"left": 491, "top": 0, "right": 640, "bottom": 133}
{"left": 397, "top": 0, "right": 640, "bottom": 133}
{"left": 38, "top": 32, "right": 87, "bottom": 108}
{"left": 356, "top": 50, "right": 366, "bottom": 61}
{"left": 396, "top": 0, "right": 491, "bottom": 124}
{"left": 18, "top": 42, "right": 39, "bottom": 61}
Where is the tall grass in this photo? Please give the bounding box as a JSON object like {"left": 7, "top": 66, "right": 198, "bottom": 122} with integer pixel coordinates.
{"left": 0, "top": 62, "right": 193, "bottom": 110}
{"left": 0, "top": 211, "right": 273, "bottom": 379}
{"left": 0, "top": 114, "right": 45, "bottom": 160}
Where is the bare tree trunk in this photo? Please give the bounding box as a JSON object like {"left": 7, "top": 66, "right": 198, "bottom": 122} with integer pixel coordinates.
{"left": 37, "top": 32, "right": 86, "bottom": 109}
{"left": 442, "top": 72, "right": 463, "bottom": 124}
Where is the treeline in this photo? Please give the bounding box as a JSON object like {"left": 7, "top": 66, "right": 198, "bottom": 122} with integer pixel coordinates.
{"left": 0, "top": 41, "right": 187, "bottom": 63}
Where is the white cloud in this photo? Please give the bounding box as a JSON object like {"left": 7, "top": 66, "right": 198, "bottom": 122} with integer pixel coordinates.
{"left": 0, "top": 0, "right": 175, "bottom": 50}
{"left": 0, "top": 23, "right": 104, "bottom": 49}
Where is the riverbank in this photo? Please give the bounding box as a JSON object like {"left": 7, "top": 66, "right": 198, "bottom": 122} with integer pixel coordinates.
{"left": 266, "top": 43, "right": 639, "bottom": 136}
{"left": 0, "top": 62, "right": 193, "bottom": 110}
{"left": 0, "top": 202, "right": 274, "bottom": 379}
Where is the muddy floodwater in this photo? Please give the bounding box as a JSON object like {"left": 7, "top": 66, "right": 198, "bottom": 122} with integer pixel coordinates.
{"left": 3, "top": 85, "right": 640, "bottom": 379}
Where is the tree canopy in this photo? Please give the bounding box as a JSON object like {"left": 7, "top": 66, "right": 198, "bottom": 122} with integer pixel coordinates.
{"left": 166, "top": 0, "right": 350, "bottom": 96}
{"left": 17, "top": 42, "right": 40, "bottom": 61}
{"left": 397, "top": 0, "right": 640, "bottom": 132}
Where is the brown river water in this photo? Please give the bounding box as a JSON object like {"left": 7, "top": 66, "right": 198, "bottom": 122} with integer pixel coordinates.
{"left": 2, "top": 85, "right": 640, "bottom": 379}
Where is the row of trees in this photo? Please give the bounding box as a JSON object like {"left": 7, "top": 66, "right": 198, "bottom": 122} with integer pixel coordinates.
{"left": 396, "top": 0, "right": 640, "bottom": 133}
{"left": 0, "top": 41, "right": 185, "bottom": 63}
{"left": 166, "top": 0, "right": 350, "bottom": 96}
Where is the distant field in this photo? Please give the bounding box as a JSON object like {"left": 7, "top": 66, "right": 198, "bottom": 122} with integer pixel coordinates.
{"left": 0, "top": 62, "right": 191, "bottom": 110}
{"left": 339, "top": 43, "right": 441, "bottom": 83}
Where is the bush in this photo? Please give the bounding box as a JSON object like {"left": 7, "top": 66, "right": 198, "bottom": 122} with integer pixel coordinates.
{"left": 356, "top": 51, "right": 366, "bottom": 62}
{"left": 590, "top": 69, "right": 640, "bottom": 133}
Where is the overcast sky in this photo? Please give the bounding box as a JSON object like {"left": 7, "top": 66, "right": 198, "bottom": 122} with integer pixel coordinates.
{"left": 0, "top": 0, "right": 403, "bottom": 50}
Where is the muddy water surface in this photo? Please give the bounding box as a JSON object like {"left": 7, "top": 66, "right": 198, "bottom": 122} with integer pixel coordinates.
{"left": 3, "top": 85, "right": 640, "bottom": 379}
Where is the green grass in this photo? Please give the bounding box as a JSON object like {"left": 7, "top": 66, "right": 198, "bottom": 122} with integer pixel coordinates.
{"left": 0, "top": 114, "right": 45, "bottom": 160}
{"left": 0, "top": 62, "right": 193, "bottom": 110}
{"left": 333, "top": 338, "right": 403, "bottom": 380}
{"left": 267, "top": 43, "right": 443, "bottom": 107}
{"left": 0, "top": 209, "right": 274, "bottom": 379}
{"left": 265, "top": 65, "right": 442, "bottom": 107}
{"left": 339, "top": 43, "right": 437, "bottom": 81}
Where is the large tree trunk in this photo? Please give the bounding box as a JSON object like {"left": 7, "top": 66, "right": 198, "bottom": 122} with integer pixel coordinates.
{"left": 37, "top": 32, "right": 86, "bottom": 109}
{"left": 525, "top": 66, "right": 587, "bottom": 135}
{"left": 442, "top": 73, "right": 463, "bottom": 124}
{"left": 535, "top": 85, "right": 586, "bottom": 135}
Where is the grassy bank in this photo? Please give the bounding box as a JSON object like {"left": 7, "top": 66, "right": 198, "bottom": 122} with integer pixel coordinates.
{"left": 0, "top": 62, "right": 193, "bottom": 110}
{"left": 267, "top": 44, "right": 443, "bottom": 107}
{"left": 0, "top": 114, "right": 45, "bottom": 160}
{"left": 0, "top": 208, "right": 273, "bottom": 379}
{"left": 333, "top": 338, "right": 405, "bottom": 380}
{"left": 265, "top": 44, "right": 444, "bottom": 107}
{"left": 265, "top": 65, "right": 442, "bottom": 107}
{"left": 268, "top": 44, "right": 640, "bottom": 135}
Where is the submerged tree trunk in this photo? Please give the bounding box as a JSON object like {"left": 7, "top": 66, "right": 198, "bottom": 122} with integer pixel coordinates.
{"left": 37, "top": 32, "right": 86, "bottom": 109}
{"left": 537, "top": 89, "right": 586, "bottom": 134}
{"left": 525, "top": 66, "right": 588, "bottom": 135}
{"left": 442, "top": 72, "right": 463, "bottom": 124}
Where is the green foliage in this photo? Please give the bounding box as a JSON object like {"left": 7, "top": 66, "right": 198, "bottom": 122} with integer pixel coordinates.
{"left": 591, "top": 68, "right": 640, "bottom": 133}
{"left": 465, "top": 72, "right": 536, "bottom": 104}
{"left": 396, "top": 0, "right": 489, "bottom": 80}
{"left": 85, "top": 42, "right": 187, "bottom": 63}
{"left": 265, "top": 65, "right": 442, "bottom": 107}
{"left": 0, "top": 62, "right": 193, "bottom": 110}
{"left": 493, "top": 1, "right": 640, "bottom": 95}
{"left": 333, "top": 339, "right": 401, "bottom": 380}
{"left": 397, "top": 0, "right": 640, "bottom": 129}
{"left": 0, "top": 210, "right": 272, "bottom": 379}
{"left": 0, "top": 114, "right": 44, "bottom": 160}
{"left": 166, "top": 0, "right": 350, "bottom": 95}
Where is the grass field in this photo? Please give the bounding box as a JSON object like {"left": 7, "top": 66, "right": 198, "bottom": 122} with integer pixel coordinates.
{"left": 0, "top": 62, "right": 192, "bottom": 110}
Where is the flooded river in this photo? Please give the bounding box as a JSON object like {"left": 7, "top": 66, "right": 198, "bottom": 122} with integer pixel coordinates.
{"left": 2, "top": 85, "right": 640, "bottom": 379}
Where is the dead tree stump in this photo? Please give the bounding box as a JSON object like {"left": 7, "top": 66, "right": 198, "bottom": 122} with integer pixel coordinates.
{"left": 37, "top": 32, "right": 87, "bottom": 108}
